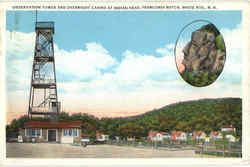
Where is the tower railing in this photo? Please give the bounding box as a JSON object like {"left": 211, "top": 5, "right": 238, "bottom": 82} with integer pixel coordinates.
{"left": 35, "top": 22, "right": 54, "bottom": 33}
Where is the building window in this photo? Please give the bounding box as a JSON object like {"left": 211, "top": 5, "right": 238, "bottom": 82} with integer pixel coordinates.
{"left": 69, "top": 129, "right": 72, "bottom": 136}
{"left": 26, "top": 129, "right": 41, "bottom": 137}
{"left": 32, "top": 129, "right": 36, "bottom": 136}
{"left": 63, "top": 129, "right": 69, "bottom": 136}
{"left": 63, "top": 129, "right": 78, "bottom": 137}
{"left": 73, "top": 129, "right": 77, "bottom": 137}
{"left": 63, "top": 129, "right": 67, "bottom": 136}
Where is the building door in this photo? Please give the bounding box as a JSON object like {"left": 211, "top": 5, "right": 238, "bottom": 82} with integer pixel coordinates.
{"left": 48, "top": 129, "right": 56, "bottom": 142}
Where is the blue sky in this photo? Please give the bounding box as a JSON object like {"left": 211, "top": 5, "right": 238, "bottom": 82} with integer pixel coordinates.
{"left": 6, "top": 11, "right": 242, "bottom": 122}
{"left": 6, "top": 11, "right": 241, "bottom": 60}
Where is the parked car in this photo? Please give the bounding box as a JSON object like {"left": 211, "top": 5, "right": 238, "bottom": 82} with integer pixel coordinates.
{"left": 81, "top": 136, "right": 90, "bottom": 147}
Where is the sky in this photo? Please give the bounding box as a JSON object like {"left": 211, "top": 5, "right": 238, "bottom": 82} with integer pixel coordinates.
{"left": 6, "top": 11, "right": 242, "bottom": 124}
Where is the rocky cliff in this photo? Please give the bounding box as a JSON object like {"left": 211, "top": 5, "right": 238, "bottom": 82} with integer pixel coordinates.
{"left": 182, "top": 24, "right": 226, "bottom": 73}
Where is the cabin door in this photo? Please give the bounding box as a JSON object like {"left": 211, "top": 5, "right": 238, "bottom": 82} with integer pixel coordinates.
{"left": 48, "top": 129, "right": 57, "bottom": 142}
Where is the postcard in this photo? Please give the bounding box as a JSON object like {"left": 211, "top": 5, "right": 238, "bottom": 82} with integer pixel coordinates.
{"left": 0, "top": 0, "right": 250, "bottom": 166}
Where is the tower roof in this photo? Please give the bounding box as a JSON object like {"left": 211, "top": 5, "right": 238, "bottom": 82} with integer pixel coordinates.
{"left": 35, "top": 21, "right": 54, "bottom": 34}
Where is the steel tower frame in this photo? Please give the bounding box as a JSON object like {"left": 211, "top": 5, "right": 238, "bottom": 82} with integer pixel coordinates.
{"left": 28, "top": 21, "right": 60, "bottom": 120}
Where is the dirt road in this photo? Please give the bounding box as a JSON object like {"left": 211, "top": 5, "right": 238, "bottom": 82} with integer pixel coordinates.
{"left": 7, "top": 143, "right": 199, "bottom": 158}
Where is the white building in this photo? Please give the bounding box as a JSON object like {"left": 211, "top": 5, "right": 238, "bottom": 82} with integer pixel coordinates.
{"left": 226, "top": 134, "right": 237, "bottom": 142}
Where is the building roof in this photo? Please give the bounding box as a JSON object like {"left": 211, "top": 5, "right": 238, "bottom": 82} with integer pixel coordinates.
{"left": 172, "top": 131, "right": 185, "bottom": 136}
{"left": 210, "top": 131, "right": 219, "bottom": 135}
{"left": 159, "top": 132, "right": 169, "bottom": 135}
{"left": 24, "top": 120, "right": 82, "bottom": 128}
{"left": 193, "top": 131, "right": 205, "bottom": 136}
{"left": 81, "top": 133, "right": 88, "bottom": 137}
{"left": 148, "top": 130, "right": 158, "bottom": 137}
{"left": 96, "top": 131, "right": 104, "bottom": 136}
{"left": 221, "top": 125, "right": 234, "bottom": 128}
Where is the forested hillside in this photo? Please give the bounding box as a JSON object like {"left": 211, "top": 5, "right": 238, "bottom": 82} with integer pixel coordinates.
{"left": 6, "top": 98, "right": 242, "bottom": 140}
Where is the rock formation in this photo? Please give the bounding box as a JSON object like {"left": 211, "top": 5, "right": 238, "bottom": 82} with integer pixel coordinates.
{"left": 182, "top": 24, "right": 226, "bottom": 74}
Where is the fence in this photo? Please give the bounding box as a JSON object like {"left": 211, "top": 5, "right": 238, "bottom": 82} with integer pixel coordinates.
{"left": 196, "top": 142, "right": 242, "bottom": 157}
{"left": 107, "top": 139, "right": 242, "bottom": 157}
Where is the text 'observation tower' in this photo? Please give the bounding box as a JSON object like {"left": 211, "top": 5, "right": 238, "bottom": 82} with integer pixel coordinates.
{"left": 28, "top": 21, "right": 60, "bottom": 121}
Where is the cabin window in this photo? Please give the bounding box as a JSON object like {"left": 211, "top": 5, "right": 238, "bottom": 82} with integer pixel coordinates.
{"left": 63, "top": 129, "right": 69, "bottom": 136}
{"left": 63, "top": 128, "right": 78, "bottom": 137}
{"left": 73, "top": 129, "right": 78, "bottom": 137}
{"left": 69, "top": 129, "right": 72, "bottom": 136}
{"left": 26, "top": 129, "right": 41, "bottom": 137}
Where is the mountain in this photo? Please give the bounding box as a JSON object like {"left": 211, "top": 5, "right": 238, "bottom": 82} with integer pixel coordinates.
{"left": 7, "top": 97, "right": 242, "bottom": 140}
{"left": 111, "top": 97, "right": 242, "bottom": 138}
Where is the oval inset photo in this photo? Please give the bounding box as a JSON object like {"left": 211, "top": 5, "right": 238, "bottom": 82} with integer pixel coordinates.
{"left": 175, "top": 20, "right": 226, "bottom": 87}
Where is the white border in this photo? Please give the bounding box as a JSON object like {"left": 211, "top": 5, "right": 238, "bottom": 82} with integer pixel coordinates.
{"left": 0, "top": 8, "right": 7, "bottom": 165}
{"left": 0, "top": 0, "right": 250, "bottom": 166}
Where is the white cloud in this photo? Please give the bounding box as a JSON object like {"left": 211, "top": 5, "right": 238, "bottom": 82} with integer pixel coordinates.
{"left": 6, "top": 31, "right": 35, "bottom": 90}
{"left": 56, "top": 48, "right": 178, "bottom": 95}
{"left": 7, "top": 31, "right": 35, "bottom": 54}
{"left": 6, "top": 26, "right": 242, "bottom": 119}
{"left": 115, "top": 50, "right": 176, "bottom": 84}
{"left": 220, "top": 24, "right": 242, "bottom": 50}
{"left": 6, "top": 26, "right": 242, "bottom": 96}
{"left": 220, "top": 24, "right": 242, "bottom": 75}
{"left": 54, "top": 42, "right": 117, "bottom": 80}
{"left": 156, "top": 43, "right": 175, "bottom": 56}
{"left": 6, "top": 31, "right": 118, "bottom": 92}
